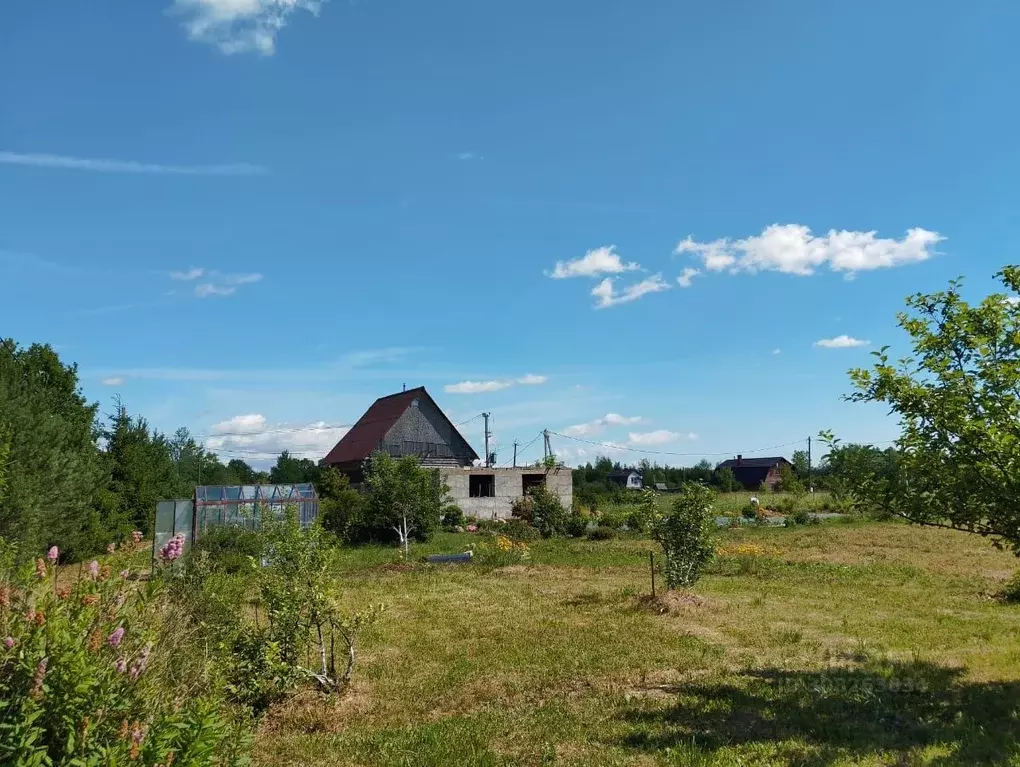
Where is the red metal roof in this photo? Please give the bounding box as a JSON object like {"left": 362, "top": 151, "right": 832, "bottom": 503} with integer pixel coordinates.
{"left": 321, "top": 387, "right": 478, "bottom": 466}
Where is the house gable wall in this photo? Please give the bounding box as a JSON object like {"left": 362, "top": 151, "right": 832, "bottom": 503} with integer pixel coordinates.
{"left": 382, "top": 394, "right": 476, "bottom": 465}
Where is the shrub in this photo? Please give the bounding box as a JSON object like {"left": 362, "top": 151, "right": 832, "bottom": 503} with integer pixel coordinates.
{"left": 502, "top": 518, "right": 540, "bottom": 542}
{"left": 741, "top": 502, "right": 759, "bottom": 520}
{"left": 528, "top": 484, "right": 569, "bottom": 538}
{"left": 785, "top": 508, "right": 812, "bottom": 526}
{"left": 565, "top": 514, "right": 590, "bottom": 538}
{"left": 0, "top": 539, "right": 247, "bottom": 766}
{"left": 587, "top": 525, "right": 617, "bottom": 541}
{"left": 471, "top": 535, "right": 530, "bottom": 569}
{"left": 441, "top": 504, "right": 465, "bottom": 529}
{"left": 599, "top": 509, "right": 629, "bottom": 530}
{"left": 1001, "top": 571, "right": 1020, "bottom": 603}
{"left": 773, "top": 496, "right": 796, "bottom": 517}
{"left": 194, "top": 524, "right": 262, "bottom": 574}
{"left": 510, "top": 495, "right": 534, "bottom": 524}
{"left": 653, "top": 483, "right": 716, "bottom": 590}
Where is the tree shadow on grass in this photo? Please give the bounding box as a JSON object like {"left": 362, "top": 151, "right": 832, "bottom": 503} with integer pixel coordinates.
{"left": 619, "top": 659, "right": 1020, "bottom": 766}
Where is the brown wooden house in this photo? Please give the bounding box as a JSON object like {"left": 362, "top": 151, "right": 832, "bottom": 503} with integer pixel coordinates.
{"left": 715, "top": 455, "right": 792, "bottom": 491}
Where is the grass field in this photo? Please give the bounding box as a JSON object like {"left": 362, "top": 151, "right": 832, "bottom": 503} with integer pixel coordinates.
{"left": 254, "top": 521, "right": 1020, "bottom": 766}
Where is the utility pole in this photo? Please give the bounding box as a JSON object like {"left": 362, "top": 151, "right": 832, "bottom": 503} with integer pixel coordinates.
{"left": 512, "top": 440, "right": 518, "bottom": 468}
{"left": 483, "top": 413, "right": 492, "bottom": 467}
{"left": 543, "top": 429, "right": 553, "bottom": 462}
{"left": 807, "top": 435, "right": 812, "bottom": 492}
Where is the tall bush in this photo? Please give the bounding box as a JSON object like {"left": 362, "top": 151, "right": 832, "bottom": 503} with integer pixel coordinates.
{"left": 653, "top": 483, "right": 717, "bottom": 589}
{"left": 0, "top": 539, "right": 247, "bottom": 766}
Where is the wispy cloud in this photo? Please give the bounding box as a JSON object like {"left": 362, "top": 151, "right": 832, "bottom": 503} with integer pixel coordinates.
{"left": 549, "top": 246, "right": 640, "bottom": 279}
{"left": 627, "top": 429, "right": 695, "bottom": 446}
{"left": 173, "top": 268, "right": 263, "bottom": 298}
{"left": 814, "top": 335, "right": 869, "bottom": 349}
{"left": 677, "top": 224, "right": 943, "bottom": 277}
{"left": 444, "top": 374, "right": 549, "bottom": 395}
{"left": 592, "top": 274, "right": 670, "bottom": 309}
{"left": 171, "top": 0, "right": 325, "bottom": 56}
{"left": 456, "top": 151, "right": 482, "bottom": 161}
{"left": 772, "top": 348, "right": 782, "bottom": 355}
{"left": 677, "top": 267, "right": 699, "bottom": 288}
{"left": 563, "top": 413, "right": 643, "bottom": 437}
{"left": 102, "top": 377, "right": 125, "bottom": 386}
{"left": 0, "top": 151, "right": 267, "bottom": 176}
{"left": 170, "top": 267, "right": 205, "bottom": 281}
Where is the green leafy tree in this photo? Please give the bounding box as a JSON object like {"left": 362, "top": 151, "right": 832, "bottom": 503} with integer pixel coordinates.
{"left": 652, "top": 483, "right": 717, "bottom": 589}
{"left": 839, "top": 267, "right": 1020, "bottom": 551}
{"left": 226, "top": 458, "right": 257, "bottom": 484}
{"left": 791, "top": 450, "right": 810, "bottom": 478}
{"left": 317, "top": 466, "right": 365, "bottom": 542}
{"left": 713, "top": 466, "right": 741, "bottom": 493}
{"left": 269, "top": 450, "right": 320, "bottom": 485}
{"left": 363, "top": 453, "right": 448, "bottom": 551}
{"left": 0, "top": 340, "right": 105, "bottom": 557}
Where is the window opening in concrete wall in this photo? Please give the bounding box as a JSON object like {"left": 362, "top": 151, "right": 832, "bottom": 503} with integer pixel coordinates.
{"left": 522, "top": 474, "right": 545, "bottom": 494}
{"left": 469, "top": 474, "right": 495, "bottom": 498}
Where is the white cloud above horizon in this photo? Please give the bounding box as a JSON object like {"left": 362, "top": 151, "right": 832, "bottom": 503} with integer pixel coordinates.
{"left": 170, "top": 268, "right": 263, "bottom": 298}
{"left": 171, "top": 0, "right": 325, "bottom": 56}
{"left": 592, "top": 274, "right": 671, "bottom": 309}
{"left": 549, "top": 246, "right": 640, "bottom": 279}
{"left": 203, "top": 413, "right": 348, "bottom": 462}
{"left": 627, "top": 429, "right": 696, "bottom": 446}
{"left": 677, "top": 224, "right": 943, "bottom": 277}
{"left": 814, "top": 335, "right": 869, "bottom": 348}
{"left": 677, "top": 267, "right": 699, "bottom": 288}
{"left": 445, "top": 374, "right": 548, "bottom": 395}
{"left": 563, "top": 413, "right": 643, "bottom": 437}
{"left": 0, "top": 150, "right": 267, "bottom": 176}
{"left": 101, "top": 377, "right": 124, "bottom": 386}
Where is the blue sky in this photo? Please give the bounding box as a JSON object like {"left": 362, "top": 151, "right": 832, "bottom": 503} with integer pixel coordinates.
{"left": 3, "top": 1, "right": 1019, "bottom": 468}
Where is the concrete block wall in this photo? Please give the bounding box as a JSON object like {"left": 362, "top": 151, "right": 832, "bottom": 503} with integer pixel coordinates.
{"left": 440, "top": 467, "right": 573, "bottom": 520}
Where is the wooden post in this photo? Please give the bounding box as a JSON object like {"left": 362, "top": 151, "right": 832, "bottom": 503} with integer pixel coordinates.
{"left": 649, "top": 551, "right": 656, "bottom": 598}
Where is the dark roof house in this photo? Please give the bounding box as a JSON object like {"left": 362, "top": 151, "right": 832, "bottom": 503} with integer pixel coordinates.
{"left": 608, "top": 468, "right": 643, "bottom": 489}
{"left": 323, "top": 387, "right": 478, "bottom": 480}
{"left": 715, "top": 455, "right": 792, "bottom": 490}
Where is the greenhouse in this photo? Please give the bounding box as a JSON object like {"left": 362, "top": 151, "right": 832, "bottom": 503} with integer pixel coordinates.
{"left": 153, "top": 483, "right": 319, "bottom": 561}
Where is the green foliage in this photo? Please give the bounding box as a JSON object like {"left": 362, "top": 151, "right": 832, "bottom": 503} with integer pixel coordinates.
{"left": 363, "top": 453, "right": 448, "bottom": 544}
{"left": 564, "top": 514, "right": 590, "bottom": 538}
{"left": 587, "top": 525, "right": 617, "bottom": 541}
{"left": 714, "top": 467, "right": 742, "bottom": 493}
{"left": 834, "top": 266, "right": 1020, "bottom": 551}
{"left": 776, "top": 463, "right": 806, "bottom": 495}
{"left": 0, "top": 539, "right": 245, "bottom": 766}
{"left": 526, "top": 484, "right": 569, "bottom": 538}
{"left": 652, "top": 483, "right": 717, "bottom": 590}
{"left": 269, "top": 450, "right": 320, "bottom": 485}
{"left": 193, "top": 525, "right": 263, "bottom": 575}
{"left": 317, "top": 468, "right": 366, "bottom": 542}
{"left": 791, "top": 449, "right": 810, "bottom": 479}
{"left": 501, "top": 518, "right": 540, "bottom": 542}
{"left": 440, "top": 504, "right": 464, "bottom": 529}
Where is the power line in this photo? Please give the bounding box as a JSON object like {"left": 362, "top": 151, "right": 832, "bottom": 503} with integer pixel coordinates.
{"left": 548, "top": 431, "right": 807, "bottom": 458}
{"left": 499, "top": 432, "right": 543, "bottom": 467}
{"left": 192, "top": 422, "right": 352, "bottom": 439}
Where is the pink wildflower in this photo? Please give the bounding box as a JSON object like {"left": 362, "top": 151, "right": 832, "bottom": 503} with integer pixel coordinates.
{"left": 46, "top": 546, "right": 59, "bottom": 563}
{"left": 158, "top": 533, "right": 186, "bottom": 562}
{"left": 115, "top": 657, "right": 128, "bottom": 674}
{"left": 466, "top": 524, "right": 478, "bottom": 532}
{"left": 131, "top": 530, "right": 143, "bottom": 544}
{"left": 3, "top": 637, "right": 14, "bottom": 649}
{"left": 129, "top": 643, "right": 152, "bottom": 680}
{"left": 115, "top": 592, "right": 126, "bottom": 608}
{"left": 107, "top": 627, "right": 125, "bottom": 648}
{"left": 87, "top": 560, "right": 100, "bottom": 579}
{"left": 31, "top": 658, "right": 48, "bottom": 697}
{"left": 35, "top": 558, "right": 47, "bottom": 579}
{"left": 120, "top": 569, "right": 130, "bottom": 579}
{"left": 107, "top": 542, "right": 116, "bottom": 554}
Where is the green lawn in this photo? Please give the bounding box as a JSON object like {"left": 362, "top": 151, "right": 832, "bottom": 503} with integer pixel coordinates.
{"left": 255, "top": 522, "right": 1020, "bottom": 766}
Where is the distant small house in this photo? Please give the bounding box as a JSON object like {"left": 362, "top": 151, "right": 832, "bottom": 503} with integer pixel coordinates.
{"left": 608, "top": 469, "right": 643, "bottom": 490}
{"left": 715, "top": 455, "right": 792, "bottom": 491}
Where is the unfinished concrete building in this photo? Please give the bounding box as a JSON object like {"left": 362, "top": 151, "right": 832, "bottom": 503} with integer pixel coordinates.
{"left": 322, "top": 386, "right": 572, "bottom": 518}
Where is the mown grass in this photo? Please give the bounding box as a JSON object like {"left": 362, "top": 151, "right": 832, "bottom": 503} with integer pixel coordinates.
{"left": 255, "top": 522, "right": 1020, "bottom": 766}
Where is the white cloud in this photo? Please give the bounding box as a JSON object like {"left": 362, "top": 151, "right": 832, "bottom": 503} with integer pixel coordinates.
{"left": 550, "top": 246, "right": 640, "bottom": 279}
{"left": 563, "top": 413, "right": 643, "bottom": 436}
{"left": 592, "top": 274, "right": 671, "bottom": 309}
{"left": 773, "top": 348, "right": 782, "bottom": 355}
{"left": 677, "top": 267, "right": 699, "bottom": 288}
{"left": 204, "top": 415, "right": 348, "bottom": 462}
{"left": 184, "top": 270, "right": 263, "bottom": 298}
{"left": 624, "top": 428, "right": 681, "bottom": 446}
{"left": 677, "top": 225, "right": 943, "bottom": 277}
{"left": 101, "top": 377, "right": 124, "bottom": 386}
{"left": 171, "top": 0, "right": 324, "bottom": 56}
{"left": 170, "top": 267, "right": 206, "bottom": 281}
{"left": 814, "top": 335, "right": 869, "bottom": 349}
{"left": 445, "top": 374, "right": 549, "bottom": 394}
{"left": 456, "top": 151, "right": 481, "bottom": 161}
{"left": 211, "top": 413, "right": 267, "bottom": 434}
{"left": 0, "top": 151, "right": 266, "bottom": 175}
{"left": 445, "top": 380, "right": 515, "bottom": 394}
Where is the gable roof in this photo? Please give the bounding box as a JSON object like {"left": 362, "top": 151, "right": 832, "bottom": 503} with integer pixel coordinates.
{"left": 715, "top": 456, "right": 790, "bottom": 470}
{"left": 322, "top": 387, "right": 479, "bottom": 466}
